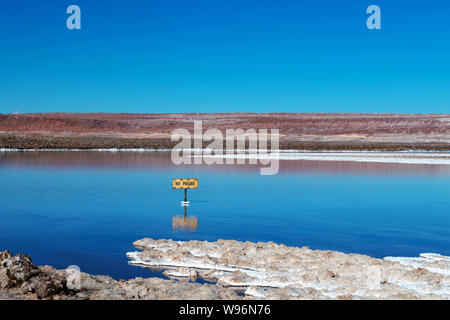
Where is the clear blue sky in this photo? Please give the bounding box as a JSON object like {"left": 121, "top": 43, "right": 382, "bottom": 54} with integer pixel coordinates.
{"left": 0, "top": 0, "right": 449, "bottom": 114}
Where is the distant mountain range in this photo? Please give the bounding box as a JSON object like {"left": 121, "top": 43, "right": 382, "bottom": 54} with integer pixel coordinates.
{"left": 1, "top": 113, "right": 450, "bottom": 150}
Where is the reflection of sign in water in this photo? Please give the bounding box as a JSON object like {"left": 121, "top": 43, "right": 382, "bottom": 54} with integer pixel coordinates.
{"left": 172, "top": 206, "right": 198, "bottom": 232}
{"left": 172, "top": 215, "right": 198, "bottom": 232}
{"left": 172, "top": 178, "right": 198, "bottom": 189}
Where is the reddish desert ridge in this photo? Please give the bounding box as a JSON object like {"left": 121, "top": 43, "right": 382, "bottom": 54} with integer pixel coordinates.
{"left": 1, "top": 113, "right": 450, "bottom": 150}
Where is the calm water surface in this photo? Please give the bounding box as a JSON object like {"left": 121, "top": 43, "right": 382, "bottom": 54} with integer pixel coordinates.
{"left": 1, "top": 151, "right": 449, "bottom": 280}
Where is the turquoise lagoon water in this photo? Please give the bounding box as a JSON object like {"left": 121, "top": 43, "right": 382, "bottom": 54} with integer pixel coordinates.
{"left": 0, "top": 151, "right": 449, "bottom": 280}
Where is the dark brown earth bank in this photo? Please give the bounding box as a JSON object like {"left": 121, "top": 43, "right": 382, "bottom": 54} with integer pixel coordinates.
{"left": 1, "top": 113, "right": 450, "bottom": 150}
{"left": 0, "top": 250, "right": 239, "bottom": 300}
{"left": 2, "top": 134, "right": 450, "bottom": 151}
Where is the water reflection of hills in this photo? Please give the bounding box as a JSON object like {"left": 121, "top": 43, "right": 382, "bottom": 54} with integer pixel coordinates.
{"left": 1, "top": 151, "right": 450, "bottom": 176}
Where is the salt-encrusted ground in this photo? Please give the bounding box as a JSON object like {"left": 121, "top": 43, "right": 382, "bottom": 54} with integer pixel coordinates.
{"left": 127, "top": 238, "right": 450, "bottom": 300}
{"left": 2, "top": 240, "right": 449, "bottom": 300}
{"left": 202, "top": 151, "right": 450, "bottom": 165}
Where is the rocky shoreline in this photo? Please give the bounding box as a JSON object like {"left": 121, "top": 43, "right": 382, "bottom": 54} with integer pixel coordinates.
{"left": 0, "top": 250, "right": 239, "bottom": 300}
{"left": 2, "top": 239, "right": 449, "bottom": 300}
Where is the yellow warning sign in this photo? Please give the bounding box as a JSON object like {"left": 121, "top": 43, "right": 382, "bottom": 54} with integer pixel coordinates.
{"left": 172, "top": 178, "right": 198, "bottom": 189}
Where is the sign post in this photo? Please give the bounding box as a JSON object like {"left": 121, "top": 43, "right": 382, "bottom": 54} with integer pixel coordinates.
{"left": 172, "top": 178, "right": 198, "bottom": 206}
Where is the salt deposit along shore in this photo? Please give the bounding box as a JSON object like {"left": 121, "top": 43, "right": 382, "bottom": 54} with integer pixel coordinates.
{"left": 202, "top": 151, "right": 450, "bottom": 165}
{"left": 1, "top": 239, "right": 449, "bottom": 300}
{"left": 127, "top": 239, "right": 450, "bottom": 299}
